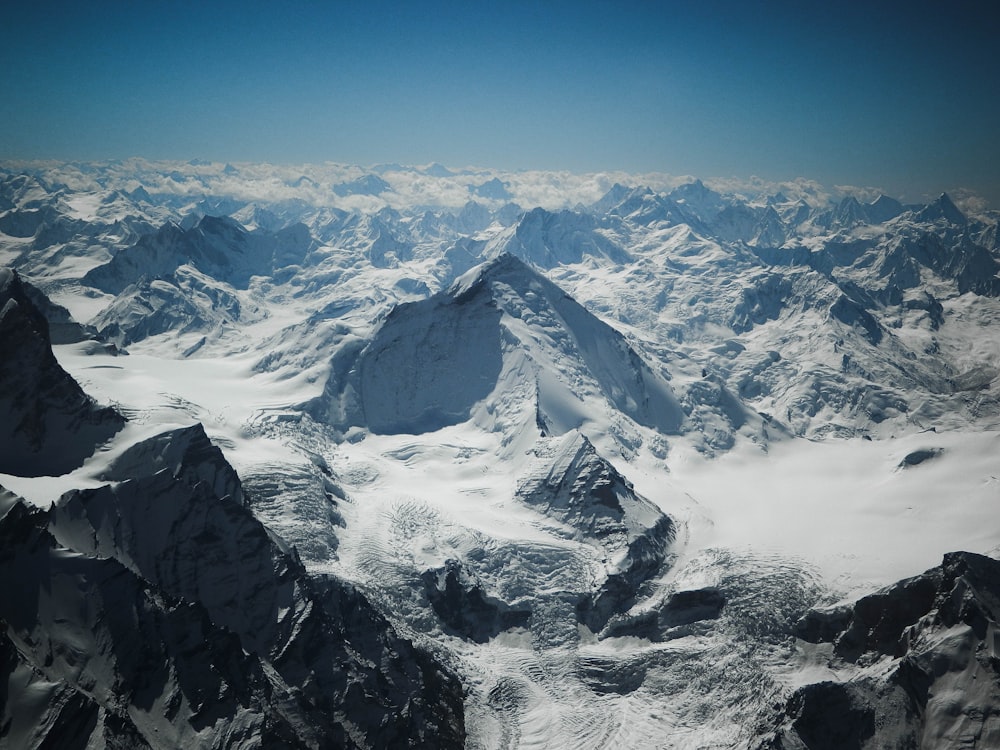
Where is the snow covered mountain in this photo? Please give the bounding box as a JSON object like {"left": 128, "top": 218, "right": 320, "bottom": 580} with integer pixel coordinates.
{"left": 309, "top": 253, "right": 684, "bottom": 450}
{"left": 1, "top": 158, "right": 999, "bottom": 748}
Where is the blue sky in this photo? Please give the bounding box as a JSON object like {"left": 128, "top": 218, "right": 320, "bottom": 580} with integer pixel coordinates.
{"left": 3, "top": 0, "right": 998, "bottom": 205}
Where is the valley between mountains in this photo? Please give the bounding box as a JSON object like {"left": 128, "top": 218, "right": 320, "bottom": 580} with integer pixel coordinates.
{"left": 2, "top": 160, "right": 999, "bottom": 748}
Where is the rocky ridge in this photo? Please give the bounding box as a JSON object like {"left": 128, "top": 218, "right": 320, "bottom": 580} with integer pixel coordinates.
{"left": 761, "top": 552, "right": 1000, "bottom": 749}
{"left": 0, "top": 267, "right": 124, "bottom": 476}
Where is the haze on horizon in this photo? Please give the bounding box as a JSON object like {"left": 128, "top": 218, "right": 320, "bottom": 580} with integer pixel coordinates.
{"left": 2, "top": 0, "right": 998, "bottom": 207}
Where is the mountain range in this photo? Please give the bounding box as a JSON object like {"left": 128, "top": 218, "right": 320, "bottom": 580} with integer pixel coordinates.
{"left": 1, "top": 159, "right": 998, "bottom": 748}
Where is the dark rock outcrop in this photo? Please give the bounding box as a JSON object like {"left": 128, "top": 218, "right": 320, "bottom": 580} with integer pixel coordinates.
{"left": 661, "top": 587, "right": 727, "bottom": 627}
{"left": 0, "top": 268, "right": 124, "bottom": 476}
{"left": 830, "top": 295, "right": 883, "bottom": 346}
{"left": 603, "top": 586, "right": 726, "bottom": 641}
{"left": 761, "top": 552, "right": 1000, "bottom": 749}
{"left": 98, "top": 422, "right": 245, "bottom": 504}
{"left": 1, "top": 426, "right": 466, "bottom": 749}
{"left": 421, "top": 559, "right": 531, "bottom": 643}
{"left": 19, "top": 277, "right": 96, "bottom": 344}
{"left": 898, "top": 447, "right": 944, "bottom": 469}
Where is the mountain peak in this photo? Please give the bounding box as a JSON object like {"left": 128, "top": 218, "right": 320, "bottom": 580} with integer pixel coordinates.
{"left": 311, "top": 254, "right": 683, "bottom": 440}
{"left": 0, "top": 268, "right": 124, "bottom": 476}
{"left": 590, "top": 183, "right": 645, "bottom": 215}
{"left": 867, "top": 193, "right": 904, "bottom": 223}
{"left": 194, "top": 212, "right": 245, "bottom": 234}
{"left": 485, "top": 208, "right": 630, "bottom": 268}
{"left": 669, "top": 178, "right": 716, "bottom": 202}
{"left": 468, "top": 177, "right": 512, "bottom": 201}
{"left": 332, "top": 173, "right": 391, "bottom": 198}
{"left": 917, "top": 192, "right": 967, "bottom": 225}
{"left": 449, "top": 252, "right": 535, "bottom": 300}
{"left": 99, "top": 423, "right": 245, "bottom": 505}
{"left": 423, "top": 162, "right": 454, "bottom": 177}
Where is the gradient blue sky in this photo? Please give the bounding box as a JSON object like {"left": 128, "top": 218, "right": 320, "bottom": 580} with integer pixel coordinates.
{"left": 3, "top": 0, "right": 998, "bottom": 204}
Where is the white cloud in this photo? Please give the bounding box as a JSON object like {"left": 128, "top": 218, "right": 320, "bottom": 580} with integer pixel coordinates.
{"left": 6, "top": 159, "right": 983, "bottom": 219}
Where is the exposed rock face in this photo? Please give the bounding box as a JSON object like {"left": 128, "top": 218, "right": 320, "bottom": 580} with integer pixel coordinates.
{"left": 98, "top": 422, "right": 245, "bottom": 504}
{"left": 830, "top": 294, "right": 884, "bottom": 345}
{"left": 603, "top": 586, "right": 727, "bottom": 641}
{"left": 761, "top": 552, "right": 1000, "bottom": 749}
{"left": 898, "top": 447, "right": 944, "bottom": 469}
{"left": 19, "top": 276, "right": 96, "bottom": 344}
{"left": 421, "top": 559, "right": 532, "bottom": 643}
{"left": 730, "top": 274, "right": 795, "bottom": 333}
{"left": 0, "top": 490, "right": 306, "bottom": 749}
{"left": 0, "top": 267, "right": 124, "bottom": 476}
{"left": 1, "top": 426, "right": 466, "bottom": 749}
{"left": 517, "top": 432, "right": 675, "bottom": 631}
{"left": 661, "top": 587, "right": 727, "bottom": 627}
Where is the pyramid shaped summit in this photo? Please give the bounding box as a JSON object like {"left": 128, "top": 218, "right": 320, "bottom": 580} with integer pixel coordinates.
{"left": 310, "top": 254, "right": 684, "bottom": 439}
{"left": 916, "top": 192, "right": 967, "bottom": 225}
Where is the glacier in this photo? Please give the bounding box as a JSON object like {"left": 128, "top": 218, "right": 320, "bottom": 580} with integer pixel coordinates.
{"left": 1, "top": 159, "right": 999, "bottom": 748}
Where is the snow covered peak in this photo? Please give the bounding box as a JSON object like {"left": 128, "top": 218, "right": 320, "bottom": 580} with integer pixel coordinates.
{"left": 447, "top": 250, "right": 536, "bottom": 298}
{"left": 441, "top": 255, "right": 686, "bottom": 440}
{"left": 866, "top": 193, "right": 905, "bottom": 223}
{"left": 518, "top": 431, "right": 667, "bottom": 539}
{"left": 484, "top": 207, "right": 630, "bottom": 268}
{"left": 668, "top": 178, "right": 726, "bottom": 221}
{"left": 517, "top": 431, "right": 675, "bottom": 630}
{"left": 589, "top": 182, "right": 636, "bottom": 215}
{"left": 832, "top": 194, "right": 867, "bottom": 228}
{"left": 311, "top": 253, "right": 684, "bottom": 447}
{"left": 916, "top": 192, "right": 967, "bottom": 225}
